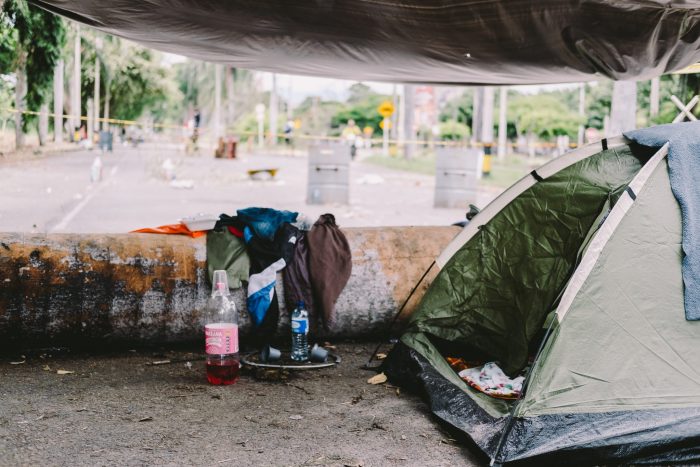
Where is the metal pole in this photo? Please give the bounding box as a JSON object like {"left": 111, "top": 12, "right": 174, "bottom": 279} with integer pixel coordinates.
{"left": 650, "top": 77, "right": 660, "bottom": 119}
{"left": 403, "top": 84, "right": 415, "bottom": 159}
{"left": 255, "top": 103, "right": 265, "bottom": 149}
{"left": 214, "top": 64, "right": 222, "bottom": 139}
{"left": 94, "top": 37, "right": 101, "bottom": 132}
{"left": 609, "top": 81, "right": 637, "bottom": 136}
{"left": 53, "top": 59, "right": 64, "bottom": 143}
{"left": 382, "top": 117, "right": 389, "bottom": 156}
{"left": 578, "top": 83, "right": 586, "bottom": 147}
{"left": 72, "top": 24, "right": 81, "bottom": 136}
{"left": 269, "top": 73, "right": 278, "bottom": 146}
{"left": 497, "top": 87, "right": 508, "bottom": 160}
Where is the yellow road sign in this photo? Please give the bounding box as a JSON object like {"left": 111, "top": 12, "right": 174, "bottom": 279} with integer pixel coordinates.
{"left": 379, "top": 119, "right": 392, "bottom": 130}
{"left": 378, "top": 100, "right": 395, "bottom": 118}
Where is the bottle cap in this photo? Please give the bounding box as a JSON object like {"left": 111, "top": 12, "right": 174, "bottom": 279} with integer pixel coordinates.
{"left": 212, "top": 270, "right": 229, "bottom": 294}
{"left": 297, "top": 300, "right": 305, "bottom": 308}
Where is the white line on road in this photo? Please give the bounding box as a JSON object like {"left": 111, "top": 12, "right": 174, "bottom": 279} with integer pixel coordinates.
{"left": 50, "top": 191, "right": 97, "bottom": 232}
{"left": 49, "top": 163, "right": 119, "bottom": 232}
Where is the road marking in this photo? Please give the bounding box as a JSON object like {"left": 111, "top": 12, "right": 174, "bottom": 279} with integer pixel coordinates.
{"left": 50, "top": 191, "right": 97, "bottom": 232}
{"left": 49, "top": 163, "right": 119, "bottom": 232}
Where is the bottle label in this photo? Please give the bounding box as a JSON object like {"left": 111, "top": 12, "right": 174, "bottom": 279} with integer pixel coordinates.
{"left": 205, "top": 323, "right": 238, "bottom": 355}
{"left": 291, "top": 317, "right": 308, "bottom": 334}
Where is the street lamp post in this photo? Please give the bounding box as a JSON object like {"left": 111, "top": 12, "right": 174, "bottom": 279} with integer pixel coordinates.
{"left": 255, "top": 103, "right": 265, "bottom": 149}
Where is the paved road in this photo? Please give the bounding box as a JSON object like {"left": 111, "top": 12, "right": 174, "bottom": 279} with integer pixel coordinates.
{"left": 0, "top": 144, "right": 498, "bottom": 233}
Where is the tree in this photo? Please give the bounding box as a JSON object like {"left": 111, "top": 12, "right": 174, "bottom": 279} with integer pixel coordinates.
{"left": 509, "top": 93, "right": 584, "bottom": 140}
{"left": 347, "top": 83, "right": 374, "bottom": 104}
{"left": 1, "top": 0, "right": 65, "bottom": 147}
{"left": 78, "top": 35, "right": 180, "bottom": 128}
{"left": 439, "top": 89, "right": 474, "bottom": 128}
{"left": 330, "top": 85, "right": 389, "bottom": 135}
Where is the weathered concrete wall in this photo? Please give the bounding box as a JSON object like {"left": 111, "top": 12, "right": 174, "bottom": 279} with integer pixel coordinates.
{"left": 0, "top": 227, "right": 458, "bottom": 348}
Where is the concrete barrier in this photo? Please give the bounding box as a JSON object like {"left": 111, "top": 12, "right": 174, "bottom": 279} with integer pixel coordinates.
{"left": 307, "top": 144, "right": 351, "bottom": 204}
{"left": 434, "top": 147, "right": 481, "bottom": 208}
{"left": 0, "top": 227, "right": 459, "bottom": 348}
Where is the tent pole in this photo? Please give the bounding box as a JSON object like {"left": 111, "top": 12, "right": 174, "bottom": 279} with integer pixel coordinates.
{"left": 363, "top": 260, "right": 436, "bottom": 370}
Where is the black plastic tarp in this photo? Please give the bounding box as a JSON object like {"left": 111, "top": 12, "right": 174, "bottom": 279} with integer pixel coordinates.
{"left": 30, "top": 0, "right": 700, "bottom": 85}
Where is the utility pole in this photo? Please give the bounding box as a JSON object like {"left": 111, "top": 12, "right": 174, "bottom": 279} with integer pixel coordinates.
{"left": 403, "top": 84, "right": 416, "bottom": 159}
{"left": 53, "top": 59, "right": 64, "bottom": 143}
{"left": 497, "top": 87, "right": 508, "bottom": 160}
{"left": 481, "top": 87, "right": 495, "bottom": 153}
{"left": 650, "top": 77, "right": 660, "bottom": 120}
{"left": 71, "top": 24, "right": 81, "bottom": 137}
{"left": 472, "top": 87, "right": 483, "bottom": 145}
{"left": 225, "top": 67, "right": 235, "bottom": 129}
{"left": 391, "top": 84, "right": 398, "bottom": 140}
{"left": 578, "top": 83, "right": 586, "bottom": 147}
{"left": 269, "top": 73, "right": 278, "bottom": 146}
{"left": 214, "top": 64, "right": 222, "bottom": 139}
{"left": 255, "top": 103, "right": 265, "bottom": 148}
{"left": 86, "top": 97, "right": 93, "bottom": 143}
{"left": 609, "top": 81, "right": 637, "bottom": 136}
{"left": 94, "top": 36, "right": 102, "bottom": 132}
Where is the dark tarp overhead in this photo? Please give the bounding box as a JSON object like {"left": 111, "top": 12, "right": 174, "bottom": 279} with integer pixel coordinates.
{"left": 30, "top": 0, "right": 700, "bottom": 85}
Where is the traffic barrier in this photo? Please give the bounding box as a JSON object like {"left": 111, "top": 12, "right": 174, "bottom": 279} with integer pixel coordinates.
{"left": 0, "top": 227, "right": 459, "bottom": 349}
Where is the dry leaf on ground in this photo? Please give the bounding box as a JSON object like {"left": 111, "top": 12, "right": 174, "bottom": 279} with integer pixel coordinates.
{"left": 367, "top": 373, "right": 387, "bottom": 385}
{"left": 56, "top": 370, "right": 74, "bottom": 375}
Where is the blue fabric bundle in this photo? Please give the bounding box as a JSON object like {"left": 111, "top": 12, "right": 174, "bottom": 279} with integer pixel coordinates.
{"left": 237, "top": 207, "right": 298, "bottom": 241}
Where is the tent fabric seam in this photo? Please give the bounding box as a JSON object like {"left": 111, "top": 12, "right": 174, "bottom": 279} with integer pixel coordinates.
{"left": 555, "top": 143, "right": 669, "bottom": 322}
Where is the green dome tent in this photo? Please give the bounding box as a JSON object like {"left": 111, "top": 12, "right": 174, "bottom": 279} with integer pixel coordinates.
{"left": 384, "top": 135, "right": 700, "bottom": 465}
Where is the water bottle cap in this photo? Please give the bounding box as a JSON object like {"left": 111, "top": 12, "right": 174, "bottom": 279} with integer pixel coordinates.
{"left": 297, "top": 300, "right": 305, "bottom": 308}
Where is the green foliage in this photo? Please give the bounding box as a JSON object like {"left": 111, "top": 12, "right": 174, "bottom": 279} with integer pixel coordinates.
{"left": 438, "top": 120, "right": 470, "bottom": 140}
{"left": 509, "top": 93, "right": 584, "bottom": 140}
{"left": 80, "top": 35, "right": 180, "bottom": 125}
{"left": 347, "top": 83, "right": 374, "bottom": 104}
{"left": 0, "top": 12, "right": 17, "bottom": 73}
{"left": 584, "top": 81, "right": 611, "bottom": 130}
{"left": 439, "top": 89, "right": 473, "bottom": 127}
{"left": 330, "top": 87, "right": 388, "bottom": 135}
{"left": 2, "top": 0, "right": 65, "bottom": 130}
{"left": 292, "top": 96, "right": 344, "bottom": 136}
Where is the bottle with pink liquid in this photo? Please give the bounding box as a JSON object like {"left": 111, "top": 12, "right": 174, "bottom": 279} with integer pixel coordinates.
{"left": 204, "top": 270, "right": 240, "bottom": 385}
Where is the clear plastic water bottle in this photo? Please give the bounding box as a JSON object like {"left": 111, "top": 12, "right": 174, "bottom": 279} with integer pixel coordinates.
{"left": 204, "top": 270, "right": 239, "bottom": 385}
{"left": 291, "top": 301, "right": 309, "bottom": 361}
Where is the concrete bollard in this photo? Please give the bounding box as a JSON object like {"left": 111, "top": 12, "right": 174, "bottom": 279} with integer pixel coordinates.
{"left": 434, "top": 147, "right": 481, "bottom": 209}
{"left": 307, "top": 144, "right": 351, "bottom": 205}
{"left": 0, "top": 227, "right": 458, "bottom": 349}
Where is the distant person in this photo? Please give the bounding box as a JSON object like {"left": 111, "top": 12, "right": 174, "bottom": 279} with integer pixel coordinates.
{"left": 192, "top": 108, "right": 201, "bottom": 145}
{"left": 342, "top": 119, "right": 361, "bottom": 159}
{"left": 284, "top": 119, "right": 294, "bottom": 145}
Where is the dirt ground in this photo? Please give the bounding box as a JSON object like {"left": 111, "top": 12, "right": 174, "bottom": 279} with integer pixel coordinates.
{"left": 0, "top": 342, "right": 485, "bottom": 466}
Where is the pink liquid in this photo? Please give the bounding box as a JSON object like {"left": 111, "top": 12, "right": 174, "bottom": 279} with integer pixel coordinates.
{"left": 206, "top": 358, "right": 240, "bottom": 385}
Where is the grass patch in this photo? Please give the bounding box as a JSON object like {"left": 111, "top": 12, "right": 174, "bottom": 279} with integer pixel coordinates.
{"left": 364, "top": 153, "right": 541, "bottom": 189}
{"left": 364, "top": 154, "right": 436, "bottom": 175}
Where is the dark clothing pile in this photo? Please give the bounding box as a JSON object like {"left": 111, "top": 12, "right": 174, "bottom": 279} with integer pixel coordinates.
{"left": 207, "top": 208, "right": 352, "bottom": 336}
{"left": 308, "top": 214, "right": 353, "bottom": 327}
